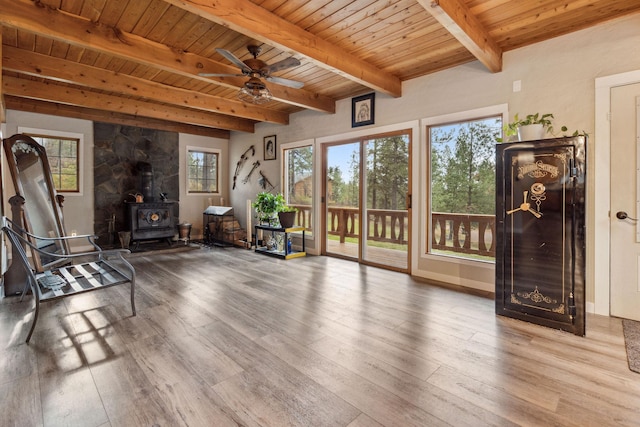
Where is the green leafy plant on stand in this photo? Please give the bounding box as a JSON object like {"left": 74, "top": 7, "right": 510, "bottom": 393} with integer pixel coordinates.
{"left": 252, "top": 191, "right": 286, "bottom": 225}
{"left": 280, "top": 205, "right": 297, "bottom": 213}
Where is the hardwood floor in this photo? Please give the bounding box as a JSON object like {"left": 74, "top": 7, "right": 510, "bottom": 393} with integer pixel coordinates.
{"left": 1, "top": 247, "right": 638, "bottom": 427}
{"left": 326, "top": 240, "right": 408, "bottom": 270}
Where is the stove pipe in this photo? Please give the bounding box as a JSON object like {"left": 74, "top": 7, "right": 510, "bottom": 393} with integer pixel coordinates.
{"left": 137, "top": 161, "right": 154, "bottom": 202}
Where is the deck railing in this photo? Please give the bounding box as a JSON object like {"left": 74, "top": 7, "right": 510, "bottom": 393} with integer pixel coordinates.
{"left": 327, "top": 207, "right": 408, "bottom": 245}
{"left": 289, "top": 204, "right": 313, "bottom": 231}
{"left": 288, "top": 205, "right": 495, "bottom": 257}
{"left": 431, "top": 212, "right": 495, "bottom": 257}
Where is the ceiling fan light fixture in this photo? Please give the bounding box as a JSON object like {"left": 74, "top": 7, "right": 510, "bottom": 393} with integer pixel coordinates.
{"left": 208, "top": 46, "right": 303, "bottom": 103}
{"left": 238, "top": 76, "right": 272, "bottom": 104}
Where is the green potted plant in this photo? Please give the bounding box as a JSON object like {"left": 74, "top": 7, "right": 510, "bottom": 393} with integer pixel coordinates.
{"left": 252, "top": 191, "right": 285, "bottom": 225}
{"left": 499, "top": 113, "right": 570, "bottom": 142}
{"left": 277, "top": 204, "right": 298, "bottom": 229}
{"left": 518, "top": 113, "right": 555, "bottom": 141}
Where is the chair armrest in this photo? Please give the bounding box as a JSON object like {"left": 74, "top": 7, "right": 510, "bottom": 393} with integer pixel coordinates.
{"left": 1, "top": 217, "right": 127, "bottom": 264}
{"left": 12, "top": 224, "right": 101, "bottom": 251}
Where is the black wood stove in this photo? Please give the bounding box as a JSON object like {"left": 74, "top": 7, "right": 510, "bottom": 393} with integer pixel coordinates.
{"left": 126, "top": 201, "right": 177, "bottom": 247}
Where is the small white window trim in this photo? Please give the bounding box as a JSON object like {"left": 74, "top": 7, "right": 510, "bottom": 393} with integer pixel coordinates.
{"left": 186, "top": 145, "right": 221, "bottom": 196}
{"left": 18, "top": 126, "right": 84, "bottom": 196}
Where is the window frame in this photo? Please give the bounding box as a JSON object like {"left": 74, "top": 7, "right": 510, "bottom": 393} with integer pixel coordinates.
{"left": 420, "top": 104, "right": 508, "bottom": 266}
{"left": 281, "top": 139, "right": 315, "bottom": 238}
{"left": 18, "top": 127, "right": 83, "bottom": 196}
{"left": 186, "top": 146, "right": 221, "bottom": 195}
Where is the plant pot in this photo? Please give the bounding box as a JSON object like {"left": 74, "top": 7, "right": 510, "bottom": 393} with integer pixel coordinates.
{"left": 278, "top": 211, "right": 296, "bottom": 228}
{"left": 518, "top": 124, "right": 545, "bottom": 141}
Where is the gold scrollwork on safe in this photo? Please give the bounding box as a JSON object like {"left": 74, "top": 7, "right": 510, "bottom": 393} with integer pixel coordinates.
{"left": 517, "top": 160, "right": 559, "bottom": 180}
{"left": 553, "top": 151, "right": 569, "bottom": 165}
{"left": 552, "top": 304, "right": 566, "bottom": 314}
{"left": 530, "top": 182, "right": 546, "bottom": 213}
{"left": 517, "top": 286, "right": 558, "bottom": 304}
{"left": 510, "top": 293, "right": 522, "bottom": 305}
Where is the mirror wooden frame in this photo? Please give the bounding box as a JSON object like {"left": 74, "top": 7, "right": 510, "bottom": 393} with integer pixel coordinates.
{"left": 3, "top": 134, "right": 70, "bottom": 272}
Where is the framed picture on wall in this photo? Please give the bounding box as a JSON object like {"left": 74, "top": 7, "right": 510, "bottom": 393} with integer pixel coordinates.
{"left": 352, "top": 93, "right": 375, "bottom": 127}
{"left": 264, "top": 135, "right": 277, "bottom": 160}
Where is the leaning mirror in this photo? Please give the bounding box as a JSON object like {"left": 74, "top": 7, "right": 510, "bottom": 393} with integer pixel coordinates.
{"left": 3, "top": 134, "right": 70, "bottom": 271}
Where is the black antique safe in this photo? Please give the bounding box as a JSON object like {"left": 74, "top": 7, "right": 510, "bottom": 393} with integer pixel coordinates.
{"left": 495, "top": 136, "right": 586, "bottom": 335}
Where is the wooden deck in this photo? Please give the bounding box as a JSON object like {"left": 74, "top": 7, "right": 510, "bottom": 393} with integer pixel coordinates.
{"left": 1, "top": 247, "right": 638, "bottom": 426}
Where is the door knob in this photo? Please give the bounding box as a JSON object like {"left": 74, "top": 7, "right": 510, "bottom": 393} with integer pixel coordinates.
{"left": 616, "top": 211, "right": 638, "bottom": 221}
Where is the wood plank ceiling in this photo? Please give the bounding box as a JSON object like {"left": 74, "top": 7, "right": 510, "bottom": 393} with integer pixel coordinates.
{"left": 1, "top": 0, "right": 639, "bottom": 137}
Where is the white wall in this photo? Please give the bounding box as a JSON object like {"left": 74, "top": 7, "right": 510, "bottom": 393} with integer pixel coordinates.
{"left": 228, "top": 13, "right": 640, "bottom": 303}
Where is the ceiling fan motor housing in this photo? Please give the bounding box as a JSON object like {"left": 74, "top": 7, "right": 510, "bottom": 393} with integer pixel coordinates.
{"left": 245, "top": 76, "right": 267, "bottom": 90}
{"left": 244, "top": 58, "right": 268, "bottom": 75}
{"left": 201, "top": 44, "right": 303, "bottom": 103}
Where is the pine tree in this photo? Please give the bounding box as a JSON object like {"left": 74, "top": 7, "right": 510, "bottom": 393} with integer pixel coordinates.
{"left": 430, "top": 119, "right": 499, "bottom": 214}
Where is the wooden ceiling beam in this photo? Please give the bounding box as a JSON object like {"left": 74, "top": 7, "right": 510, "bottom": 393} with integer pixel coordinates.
{"left": 0, "top": 0, "right": 335, "bottom": 113}
{"left": 163, "top": 0, "right": 403, "bottom": 98}
{"left": 3, "top": 76, "right": 255, "bottom": 133}
{"left": 3, "top": 46, "right": 289, "bottom": 125}
{"left": 417, "top": 0, "right": 502, "bottom": 72}
{"left": 4, "top": 95, "right": 230, "bottom": 138}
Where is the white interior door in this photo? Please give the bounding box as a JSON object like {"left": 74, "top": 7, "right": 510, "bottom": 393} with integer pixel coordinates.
{"left": 610, "top": 83, "right": 640, "bottom": 320}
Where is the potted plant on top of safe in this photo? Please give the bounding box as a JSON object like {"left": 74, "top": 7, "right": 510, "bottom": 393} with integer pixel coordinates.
{"left": 500, "top": 113, "right": 567, "bottom": 142}
{"left": 253, "top": 191, "right": 286, "bottom": 225}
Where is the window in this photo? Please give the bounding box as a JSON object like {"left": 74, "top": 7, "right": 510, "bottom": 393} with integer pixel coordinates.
{"left": 27, "top": 134, "right": 80, "bottom": 193}
{"left": 187, "top": 148, "right": 219, "bottom": 193}
{"left": 428, "top": 115, "right": 501, "bottom": 261}
{"left": 283, "top": 142, "right": 313, "bottom": 234}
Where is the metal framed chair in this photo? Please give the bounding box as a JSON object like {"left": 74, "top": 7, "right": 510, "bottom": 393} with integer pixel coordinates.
{"left": 2, "top": 216, "right": 136, "bottom": 343}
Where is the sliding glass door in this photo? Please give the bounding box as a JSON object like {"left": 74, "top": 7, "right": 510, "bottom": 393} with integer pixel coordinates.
{"left": 322, "top": 131, "right": 410, "bottom": 272}
{"left": 362, "top": 134, "right": 409, "bottom": 269}
{"left": 324, "top": 142, "right": 361, "bottom": 260}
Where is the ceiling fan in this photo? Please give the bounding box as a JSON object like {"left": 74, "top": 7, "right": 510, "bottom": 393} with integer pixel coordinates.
{"left": 199, "top": 45, "right": 304, "bottom": 104}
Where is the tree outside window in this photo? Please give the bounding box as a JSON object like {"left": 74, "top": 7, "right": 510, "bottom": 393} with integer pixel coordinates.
{"left": 365, "top": 134, "right": 409, "bottom": 211}
{"left": 429, "top": 116, "right": 501, "bottom": 260}
{"left": 188, "top": 149, "right": 219, "bottom": 193}
{"left": 284, "top": 144, "right": 313, "bottom": 233}
{"left": 28, "top": 135, "right": 79, "bottom": 192}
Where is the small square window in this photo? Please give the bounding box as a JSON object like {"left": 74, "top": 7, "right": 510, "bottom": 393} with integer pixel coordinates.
{"left": 188, "top": 149, "right": 219, "bottom": 194}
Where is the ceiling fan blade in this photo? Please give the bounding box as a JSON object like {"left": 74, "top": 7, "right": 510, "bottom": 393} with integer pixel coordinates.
{"left": 215, "top": 48, "right": 252, "bottom": 73}
{"left": 265, "top": 75, "right": 305, "bottom": 89}
{"left": 262, "top": 57, "right": 301, "bottom": 74}
{"left": 198, "top": 72, "right": 245, "bottom": 77}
